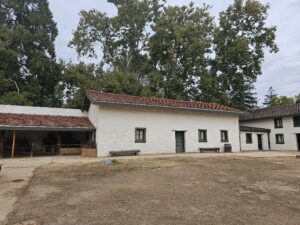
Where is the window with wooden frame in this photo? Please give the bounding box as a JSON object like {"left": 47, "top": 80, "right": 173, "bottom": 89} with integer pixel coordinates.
{"left": 293, "top": 116, "right": 300, "bottom": 127}
{"left": 246, "top": 133, "right": 252, "bottom": 144}
{"left": 135, "top": 128, "right": 146, "bottom": 143}
{"left": 198, "top": 129, "right": 207, "bottom": 142}
{"left": 220, "top": 130, "right": 229, "bottom": 142}
{"left": 275, "top": 134, "right": 284, "bottom": 144}
{"left": 274, "top": 118, "right": 283, "bottom": 128}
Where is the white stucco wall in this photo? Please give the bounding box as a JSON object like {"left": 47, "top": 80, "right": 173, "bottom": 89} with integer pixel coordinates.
{"left": 241, "top": 117, "right": 300, "bottom": 151}
{"left": 240, "top": 131, "right": 269, "bottom": 151}
{"left": 0, "top": 105, "right": 86, "bottom": 117}
{"left": 88, "top": 104, "right": 241, "bottom": 157}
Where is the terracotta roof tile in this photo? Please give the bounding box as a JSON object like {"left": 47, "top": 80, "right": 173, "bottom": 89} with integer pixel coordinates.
{"left": 0, "top": 113, "right": 95, "bottom": 130}
{"left": 86, "top": 91, "right": 242, "bottom": 113}
{"left": 240, "top": 104, "right": 300, "bottom": 121}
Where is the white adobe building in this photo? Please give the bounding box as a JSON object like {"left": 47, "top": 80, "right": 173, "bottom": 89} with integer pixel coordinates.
{"left": 240, "top": 103, "right": 300, "bottom": 151}
{"left": 1, "top": 91, "right": 299, "bottom": 158}
{"left": 84, "top": 91, "right": 242, "bottom": 157}
{"left": 0, "top": 91, "right": 242, "bottom": 157}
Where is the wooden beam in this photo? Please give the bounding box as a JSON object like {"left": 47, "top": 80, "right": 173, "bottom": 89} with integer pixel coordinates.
{"left": 11, "top": 131, "right": 16, "bottom": 158}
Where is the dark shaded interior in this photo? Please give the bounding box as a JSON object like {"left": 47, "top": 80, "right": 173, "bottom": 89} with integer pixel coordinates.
{"left": 0, "top": 130, "right": 93, "bottom": 158}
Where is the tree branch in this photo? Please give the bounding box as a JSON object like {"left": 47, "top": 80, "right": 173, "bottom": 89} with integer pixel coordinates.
{"left": 8, "top": 79, "right": 20, "bottom": 93}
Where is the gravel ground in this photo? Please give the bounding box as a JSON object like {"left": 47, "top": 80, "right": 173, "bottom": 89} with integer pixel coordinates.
{"left": 5, "top": 155, "right": 300, "bottom": 225}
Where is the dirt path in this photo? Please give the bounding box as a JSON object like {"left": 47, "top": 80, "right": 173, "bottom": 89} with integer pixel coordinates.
{"left": 0, "top": 156, "right": 100, "bottom": 225}
{"left": 4, "top": 153, "right": 300, "bottom": 225}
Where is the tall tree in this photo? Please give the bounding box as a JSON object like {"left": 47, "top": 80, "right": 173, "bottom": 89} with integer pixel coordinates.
{"left": 69, "top": 0, "right": 278, "bottom": 110}
{"left": 244, "top": 81, "right": 258, "bottom": 109}
{"left": 62, "top": 62, "right": 147, "bottom": 108}
{"left": 62, "top": 62, "right": 105, "bottom": 109}
{"left": 0, "top": 0, "right": 62, "bottom": 106}
{"left": 295, "top": 94, "right": 300, "bottom": 103}
{"left": 69, "top": 0, "right": 165, "bottom": 90}
{"left": 149, "top": 3, "right": 214, "bottom": 100}
{"left": 213, "top": 0, "right": 278, "bottom": 110}
{"left": 263, "top": 86, "right": 277, "bottom": 106}
{"left": 263, "top": 88, "right": 298, "bottom": 106}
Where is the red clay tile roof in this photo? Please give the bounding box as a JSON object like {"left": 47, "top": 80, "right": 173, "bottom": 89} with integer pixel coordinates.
{"left": 0, "top": 113, "right": 95, "bottom": 130}
{"left": 240, "top": 104, "right": 300, "bottom": 121}
{"left": 86, "top": 91, "right": 242, "bottom": 113}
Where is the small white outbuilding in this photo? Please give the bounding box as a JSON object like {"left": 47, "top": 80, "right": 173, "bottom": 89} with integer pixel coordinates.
{"left": 240, "top": 103, "right": 300, "bottom": 151}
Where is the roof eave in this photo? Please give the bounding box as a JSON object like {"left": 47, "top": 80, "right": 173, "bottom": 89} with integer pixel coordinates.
{"left": 240, "top": 111, "right": 300, "bottom": 121}
{"left": 0, "top": 126, "right": 96, "bottom": 132}
{"left": 240, "top": 114, "right": 295, "bottom": 122}
{"left": 91, "top": 100, "right": 243, "bottom": 115}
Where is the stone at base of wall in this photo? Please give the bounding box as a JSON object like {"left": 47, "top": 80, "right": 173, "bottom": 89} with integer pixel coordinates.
{"left": 81, "top": 148, "right": 97, "bottom": 158}
{"left": 60, "top": 148, "right": 81, "bottom": 155}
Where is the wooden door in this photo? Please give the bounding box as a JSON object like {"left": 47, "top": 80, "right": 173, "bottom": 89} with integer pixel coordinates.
{"left": 175, "top": 132, "right": 185, "bottom": 153}
{"left": 297, "top": 134, "right": 300, "bottom": 151}
{"left": 257, "top": 134, "right": 263, "bottom": 151}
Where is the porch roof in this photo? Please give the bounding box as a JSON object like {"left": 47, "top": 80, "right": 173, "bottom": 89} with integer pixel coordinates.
{"left": 240, "top": 126, "right": 271, "bottom": 133}
{"left": 0, "top": 113, "right": 95, "bottom": 131}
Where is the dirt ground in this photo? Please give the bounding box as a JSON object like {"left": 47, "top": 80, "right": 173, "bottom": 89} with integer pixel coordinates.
{"left": 5, "top": 155, "right": 300, "bottom": 225}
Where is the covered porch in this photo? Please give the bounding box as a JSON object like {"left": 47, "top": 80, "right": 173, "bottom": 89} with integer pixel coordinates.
{"left": 240, "top": 126, "right": 271, "bottom": 151}
{"left": 0, "top": 113, "right": 96, "bottom": 158}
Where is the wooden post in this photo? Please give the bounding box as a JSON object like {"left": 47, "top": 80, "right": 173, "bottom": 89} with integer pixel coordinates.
{"left": 0, "top": 133, "right": 3, "bottom": 159}
{"left": 92, "top": 131, "right": 95, "bottom": 143}
{"left": 89, "top": 132, "right": 93, "bottom": 143}
{"left": 11, "top": 131, "right": 16, "bottom": 158}
{"left": 57, "top": 133, "right": 61, "bottom": 155}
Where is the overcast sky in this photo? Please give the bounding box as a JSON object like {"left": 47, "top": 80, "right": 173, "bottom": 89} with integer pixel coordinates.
{"left": 48, "top": 0, "right": 300, "bottom": 104}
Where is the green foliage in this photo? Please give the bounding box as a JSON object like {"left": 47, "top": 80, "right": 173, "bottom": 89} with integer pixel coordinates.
{"left": 62, "top": 63, "right": 147, "bottom": 108}
{"left": 62, "top": 62, "right": 104, "bottom": 109}
{"left": 295, "top": 94, "right": 300, "bottom": 103}
{"left": 149, "top": 3, "right": 214, "bottom": 100}
{"left": 111, "top": 159, "right": 120, "bottom": 165}
{"left": 0, "top": 0, "right": 62, "bottom": 107}
{"left": 69, "top": 0, "right": 278, "bottom": 110}
{"left": 0, "top": 92, "right": 33, "bottom": 106}
{"left": 263, "top": 87, "right": 277, "bottom": 106}
{"left": 1, "top": 0, "right": 279, "bottom": 110}
{"left": 67, "top": 0, "right": 167, "bottom": 104}
{"left": 105, "top": 71, "right": 144, "bottom": 95}
{"left": 272, "top": 96, "right": 295, "bottom": 106}
{"left": 263, "top": 87, "right": 298, "bottom": 106}
{"left": 213, "top": 0, "right": 278, "bottom": 110}
{"left": 69, "top": 0, "right": 164, "bottom": 77}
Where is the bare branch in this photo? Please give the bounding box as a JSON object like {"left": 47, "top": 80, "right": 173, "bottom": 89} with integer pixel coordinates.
{"left": 8, "top": 79, "right": 20, "bottom": 93}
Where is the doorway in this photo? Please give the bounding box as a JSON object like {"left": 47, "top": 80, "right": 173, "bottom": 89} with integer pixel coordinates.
{"left": 297, "top": 134, "right": 300, "bottom": 151}
{"left": 257, "top": 134, "right": 263, "bottom": 151}
{"left": 175, "top": 131, "right": 185, "bottom": 153}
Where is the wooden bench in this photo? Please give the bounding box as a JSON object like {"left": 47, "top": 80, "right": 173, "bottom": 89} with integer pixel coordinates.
{"left": 109, "top": 150, "right": 141, "bottom": 157}
{"left": 199, "top": 148, "right": 220, "bottom": 153}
